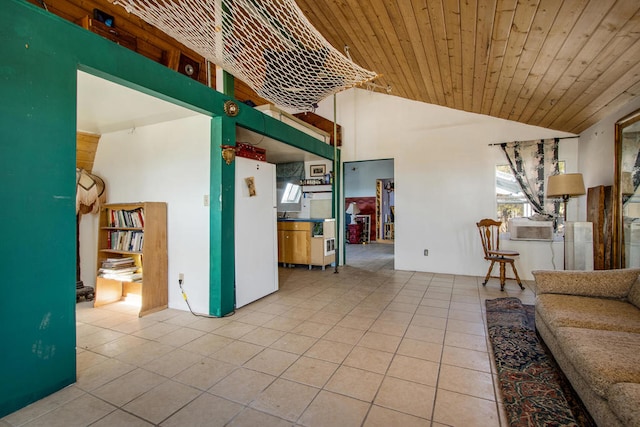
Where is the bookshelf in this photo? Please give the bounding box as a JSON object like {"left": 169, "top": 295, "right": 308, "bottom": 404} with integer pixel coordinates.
{"left": 355, "top": 214, "right": 371, "bottom": 243}
{"left": 95, "top": 202, "right": 168, "bottom": 317}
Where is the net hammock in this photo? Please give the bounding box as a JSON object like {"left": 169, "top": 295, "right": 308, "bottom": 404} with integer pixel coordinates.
{"left": 112, "top": 0, "right": 378, "bottom": 111}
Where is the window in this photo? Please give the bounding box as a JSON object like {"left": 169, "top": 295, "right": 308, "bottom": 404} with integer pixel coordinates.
{"left": 281, "top": 183, "right": 301, "bottom": 204}
{"left": 496, "top": 162, "right": 565, "bottom": 228}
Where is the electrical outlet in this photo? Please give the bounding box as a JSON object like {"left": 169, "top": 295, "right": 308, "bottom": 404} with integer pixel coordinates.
{"left": 179, "top": 273, "right": 184, "bottom": 281}
{"left": 424, "top": 249, "right": 429, "bottom": 256}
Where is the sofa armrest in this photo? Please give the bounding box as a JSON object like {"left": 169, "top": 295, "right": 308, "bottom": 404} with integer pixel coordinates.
{"left": 532, "top": 269, "right": 640, "bottom": 298}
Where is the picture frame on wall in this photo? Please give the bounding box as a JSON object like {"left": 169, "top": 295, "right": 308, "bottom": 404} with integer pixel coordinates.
{"left": 310, "top": 164, "right": 326, "bottom": 177}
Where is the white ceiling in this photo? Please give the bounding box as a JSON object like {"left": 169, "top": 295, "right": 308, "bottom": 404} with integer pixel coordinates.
{"left": 76, "top": 71, "right": 198, "bottom": 134}
{"left": 76, "top": 71, "right": 324, "bottom": 164}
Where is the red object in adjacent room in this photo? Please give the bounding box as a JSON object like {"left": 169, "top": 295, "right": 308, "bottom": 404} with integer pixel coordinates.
{"left": 345, "top": 197, "right": 377, "bottom": 240}
{"left": 348, "top": 223, "right": 363, "bottom": 244}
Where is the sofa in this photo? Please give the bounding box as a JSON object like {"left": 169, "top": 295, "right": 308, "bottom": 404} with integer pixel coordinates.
{"left": 533, "top": 268, "right": 640, "bottom": 427}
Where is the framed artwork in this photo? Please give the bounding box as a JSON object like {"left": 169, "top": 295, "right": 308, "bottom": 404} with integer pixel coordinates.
{"left": 310, "top": 164, "right": 326, "bottom": 177}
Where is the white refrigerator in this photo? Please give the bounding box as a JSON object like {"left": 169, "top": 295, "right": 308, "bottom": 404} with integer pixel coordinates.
{"left": 234, "top": 156, "right": 279, "bottom": 308}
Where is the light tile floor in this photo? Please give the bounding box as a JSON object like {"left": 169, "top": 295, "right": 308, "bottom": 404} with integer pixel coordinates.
{"left": 2, "top": 243, "right": 536, "bottom": 427}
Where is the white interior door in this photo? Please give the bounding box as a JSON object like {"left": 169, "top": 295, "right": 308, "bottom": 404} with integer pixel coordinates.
{"left": 234, "top": 157, "right": 278, "bottom": 308}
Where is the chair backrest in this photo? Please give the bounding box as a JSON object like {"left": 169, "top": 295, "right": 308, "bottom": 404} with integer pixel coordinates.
{"left": 476, "top": 218, "right": 502, "bottom": 258}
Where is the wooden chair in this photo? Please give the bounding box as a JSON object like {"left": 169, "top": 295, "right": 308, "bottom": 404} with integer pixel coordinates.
{"left": 476, "top": 219, "right": 525, "bottom": 291}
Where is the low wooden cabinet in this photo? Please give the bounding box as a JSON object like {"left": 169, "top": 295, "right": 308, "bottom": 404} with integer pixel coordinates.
{"left": 95, "top": 202, "right": 168, "bottom": 317}
{"left": 278, "top": 219, "right": 335, "bottom": 269}
{"left": 278, "top": 221, "right": 311, "bottom": 265}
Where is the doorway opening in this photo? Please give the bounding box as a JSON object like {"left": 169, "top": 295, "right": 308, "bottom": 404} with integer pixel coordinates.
{"left": 75, "top": 70, "right": 212, "bottom": 318}
{"left": 344, "top": 159, "right": 394, "bottom": 268}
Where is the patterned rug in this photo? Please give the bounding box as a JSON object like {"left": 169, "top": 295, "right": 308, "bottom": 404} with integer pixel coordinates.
{"left": 485, "top": 297, "right": 596, "bottom": 427}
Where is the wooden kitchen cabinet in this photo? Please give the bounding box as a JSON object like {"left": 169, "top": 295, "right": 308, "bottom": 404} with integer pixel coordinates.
{"left": 278, "top": 221, "right": 312, "bottom": 265}
{"left": 278, "top": 219, "right": 335, "bottom": 269}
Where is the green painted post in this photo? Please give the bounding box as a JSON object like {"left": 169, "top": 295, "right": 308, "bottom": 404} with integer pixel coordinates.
{"left": 210, "top": 114, "right": 237, "bottom": 316}
{"left": 1, "top": 1, "right": 77, "bottom": 416}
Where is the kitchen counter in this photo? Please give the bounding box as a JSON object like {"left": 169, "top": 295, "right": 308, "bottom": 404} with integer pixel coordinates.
{"left": 277, "top": 219, "right": 335, "bottom": 269}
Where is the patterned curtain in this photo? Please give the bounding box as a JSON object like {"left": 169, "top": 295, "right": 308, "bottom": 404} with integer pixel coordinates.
{"left": 276, "top": 162, "right": 305, "bottom": 182}
{"left": 500, "top": 139, "right": 560, "bottom": 218}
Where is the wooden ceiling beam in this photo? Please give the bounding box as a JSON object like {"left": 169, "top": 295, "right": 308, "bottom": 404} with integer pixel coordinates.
{"left": 443, "top": 0, "right": 464, "bottom": 110}
{"left": 368, "top": 0, "right": 423, "bottom": 100}
{"left": 489, "top": 0, "right": 539, "bottom": 118}
{"left": 560, "top": 44, "right": 640, "bottom": 133}
{"left": 480, "top": 0, "right": 517, "bottom": 116}
{"left": 499, "top": 0, "right": 562, "bottom": 121}
{"left": 520, "top": 0, "right": 617, "bottom": 127}
{"left": 507, "top": 0, "right": 587, "bottom": 124}
{"left": 570, "top": 77, "right": 640, "bottom": 134}
{"left": 411, "top": 0, "right": 448, "bottom": 106}
{"left": 394, "top": 1, "right": 438, "bottom": 104}
{"left": 426, "top": 0, "right": 456, "bottom": 108}
{"left": 471, "top": 0, "right": 497, "bottom": 113}
{"left": 542, "top": 1, "right": 640, "bottom": 130}
{"left": 459, "top": 0, "right": 478, "bottom": 112}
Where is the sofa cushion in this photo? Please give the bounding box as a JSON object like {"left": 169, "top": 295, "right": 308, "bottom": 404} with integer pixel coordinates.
{"left": 627, "top": 278, "right": 640, "bottom": 310}
{"left": 554, "top": 327, "right": 640, "bottom": 398}
{"left": 536, "top": 294, "right": 640, "bottom": 333}
{"left": 607, "top": 383, "right": 640, "bottom": 427}
{"left": 533, "top": 269, "right": 640, "bottom": 298}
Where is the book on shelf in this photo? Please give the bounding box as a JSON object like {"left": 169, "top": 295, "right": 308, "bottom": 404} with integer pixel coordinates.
{"left": 107, "top": 207, "right": 145, "bottom": 228}
{"left": 99, "top": 266, "right": 138, "bottom": 274}
{"left": 98, "top": 270, "right": 142, "bottom": 282}
{"left": 107, "top": 230, "right": 144, "bottom": 252}
{"left": 101, "top": 256, "right": 136, "bottom": 268}
{"left": 98, "top": 256, "right": 141, "bottom": 282}
{"left": 104, "top": 257, "right": 134, "bottom": 264}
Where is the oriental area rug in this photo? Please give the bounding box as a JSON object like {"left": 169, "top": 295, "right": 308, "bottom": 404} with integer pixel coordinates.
{"left": 485, "top": 297, "right": 596, "bottom": 427}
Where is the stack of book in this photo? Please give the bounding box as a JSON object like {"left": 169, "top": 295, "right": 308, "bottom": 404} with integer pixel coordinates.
{"left": 98, "top": 257, "right": 142, "bottom": 282}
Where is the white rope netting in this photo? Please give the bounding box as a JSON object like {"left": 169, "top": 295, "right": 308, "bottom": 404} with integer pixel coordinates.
{"left": 113, "top": 0, "right": 378, "bottom": 111}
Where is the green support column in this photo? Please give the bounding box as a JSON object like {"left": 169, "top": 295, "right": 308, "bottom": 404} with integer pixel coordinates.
{"left": 210, "top": 115, "right": 236, "bottom": 316}
{"left": 208, "top": 70, "right": 236, "bottom": 316}
{"left": 334, "top": 148, "right": 341, "bottom": 267}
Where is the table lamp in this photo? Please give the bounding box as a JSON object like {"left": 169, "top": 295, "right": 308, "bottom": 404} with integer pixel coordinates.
{"left": 547, "top": 173, "right": 586, "bottom": 221}
{"left": 346, "top": 202, "right": 360, "bottom": 224}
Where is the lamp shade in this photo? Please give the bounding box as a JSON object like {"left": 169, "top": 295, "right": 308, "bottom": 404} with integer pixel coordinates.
{"left": 547, "top": 173, "right": 586, "bottom": 198}
{"left": 346, "top": 202, "right": 360, "bottom": 215}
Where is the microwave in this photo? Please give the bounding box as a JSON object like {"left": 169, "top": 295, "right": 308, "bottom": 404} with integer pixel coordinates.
{"left": 508, "top": 218, "right": 554, "bottom": 241}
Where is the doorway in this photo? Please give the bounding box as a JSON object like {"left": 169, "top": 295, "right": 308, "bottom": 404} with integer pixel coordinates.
{"left": 344, "top": 159, "right": 394, "bottom": 266}
{"left": 76, "top": 71, "right": 212, "bottom": 316}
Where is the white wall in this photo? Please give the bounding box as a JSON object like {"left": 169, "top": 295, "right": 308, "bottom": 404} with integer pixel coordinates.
{"left": 299, "top": 159, "right": 333, "bottom": 219}
{"left": 83, "top": 115, "right": 211, "bottom": 314}
{"left": 344, "top": 159, "right": 394, "bottom": 197}
{"left": 577, "top": 96, "right": 640, "bottom": 221}
{"left": 317, "top": 88, "right": 577, "bottom": 279}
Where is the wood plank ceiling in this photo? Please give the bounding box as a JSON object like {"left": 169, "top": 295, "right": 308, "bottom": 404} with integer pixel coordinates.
{"left": 294, "top": 0, "right": 640, "bottom": 134}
